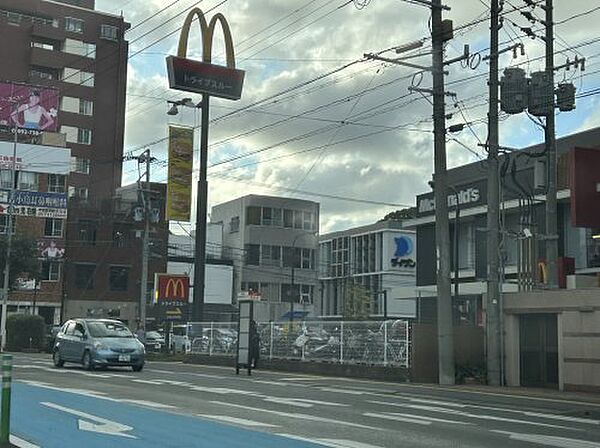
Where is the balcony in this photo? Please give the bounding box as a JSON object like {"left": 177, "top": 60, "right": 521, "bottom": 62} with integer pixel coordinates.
{"left": 32, "top": 22, "right": 64, "bottom": 41}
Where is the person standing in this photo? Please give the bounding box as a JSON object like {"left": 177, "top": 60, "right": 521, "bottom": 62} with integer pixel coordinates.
{"left": 249, "top": 320, "right": 260, "bottom": 369}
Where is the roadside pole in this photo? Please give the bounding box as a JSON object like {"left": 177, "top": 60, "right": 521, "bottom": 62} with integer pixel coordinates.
{"left": 0, "top": 354, "right": 12, "bottom": 446}
{"left": 139, "top": 149, "right": 151, "bottom": 338}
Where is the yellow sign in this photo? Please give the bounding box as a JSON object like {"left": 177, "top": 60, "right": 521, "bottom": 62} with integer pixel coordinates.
{"left": 166, "top": 126, "right": 193, "bottom": 221}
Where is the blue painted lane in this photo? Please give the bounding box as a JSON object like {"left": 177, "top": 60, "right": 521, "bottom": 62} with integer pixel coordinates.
{"left": 11, "top": 382, "right": 325, "bottom": 448}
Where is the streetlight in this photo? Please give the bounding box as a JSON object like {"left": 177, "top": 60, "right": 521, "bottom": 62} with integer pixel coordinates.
{"left": 166, "top": 98, "right": 201, "bottom": 116}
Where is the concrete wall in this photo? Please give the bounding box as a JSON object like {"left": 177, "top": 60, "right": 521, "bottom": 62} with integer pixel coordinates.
{"left": 503, "top": 288, "right": 600, "bottom": 392}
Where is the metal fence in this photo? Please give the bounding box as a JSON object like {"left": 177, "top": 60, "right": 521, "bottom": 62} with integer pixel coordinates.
{"left": 187, "top": 320, "right": 410, "bottom": 368}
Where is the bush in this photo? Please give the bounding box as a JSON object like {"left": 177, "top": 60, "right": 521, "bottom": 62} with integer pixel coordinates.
{"left": 6, "top": 314, "right": 45, "bottom": 352}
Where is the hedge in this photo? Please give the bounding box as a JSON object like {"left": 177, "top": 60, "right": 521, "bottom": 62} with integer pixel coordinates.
{"left": 6, "top": 314, "right": 45, "bottom": 351}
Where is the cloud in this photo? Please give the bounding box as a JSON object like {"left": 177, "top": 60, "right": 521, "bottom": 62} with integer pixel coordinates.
{"left": 96, "top": 0, "right": 600, "bottom": 233}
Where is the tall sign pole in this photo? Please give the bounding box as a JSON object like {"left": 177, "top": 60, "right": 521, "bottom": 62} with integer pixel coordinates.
{"left": 544, "top": 0, "right": 558, "bottom": 289}
{"left": 431, "top": 0, "right": 454, "bottom": 385}
{"left": 486, "top": 0, "right": 502, "bottom": 386}
{"left": 166, "top": 9, "right": 245, "bottom": 322}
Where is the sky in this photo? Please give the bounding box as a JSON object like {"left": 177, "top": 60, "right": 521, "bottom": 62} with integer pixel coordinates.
{"left": 95, "top": 0, "right": 600, "bottom": 234}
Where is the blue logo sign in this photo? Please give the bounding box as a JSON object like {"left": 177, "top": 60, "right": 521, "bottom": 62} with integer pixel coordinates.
{"left": 394, "top": 236, "right": 413, "bottom": 257}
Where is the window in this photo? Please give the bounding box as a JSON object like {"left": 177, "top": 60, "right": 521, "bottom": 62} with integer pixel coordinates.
{"left": 61, "top": 126, "right": 92, "bottom": 144}
{"left": 63, "top": 38, "right": 95, "bottom": 58}
{"left": 48, "top": 174, "right": 66, "bottom": 193}
{"left": 0, "top": 216, "right": 15, "bottom": 234}
{"left": 100, "top": 24, "right": 118, "bottom": 41}
{"left": 31, "top": 41, "right": 56, "bottom": 51}
{"left": 80, "top": 99, "right": 93, "bottom": 115}
{"left": 282, "top": 247, "right": 300, "bottom": 268}
{"left": 69, "top": 186, "right": 89, "bottom": 201}
{"left": 261, "top": 207, "right": 272, "bottom": 225}
{"left": 62, "top": 68, "right": 94, "bottom": 87}
{"left": 75, "top": 264, "right": 95, "bottom": 289}
{"left": 283, "top": 209, "right": 294, "bottom": 228}
{"left": 261, "top": 245, "right": 281, "bottom": 267}
{"left": 18, "top": 172, "right": 39, "bottom": 191}
{"left": 109, "top": 266, "right": 129, "bottom": 291}
{"left": 112, "top": 227, "right": 130, "bottom": 248}
{"left": 246, "top": 206, "right": 261, "bottom": 225}
{"left": 44, "top": 218, "right": 63, "bottom": 237}
{"left": 303, "top": 211, "right": 314, "bottom": 230}
{"left": 61, "top": 97, "right": 93, "bottom": 116}
{"left": 0, "top": 170, "right": 13, "bottom": 189}
{"left": 78, "top": 220, "right": 97, "bottom": 245}
{"left": 281, "top": 284, "right": 300, "bottom": 303}
{"left": 29, "top": 67, "right": 57, "bottom": 80}
{"left": 65, "top": 17, "right": 84, "bottom": 33}
{"left": 229, "top": 216, "right": 239, "bottom": 233}
{"left": 41, "top": 261, "right": 60, "bottom": 281}
{"left": 272, "top": 208, "right": 283, "bottom": 227}
{"left": 300, "top": 285, "right": 312, "bottom": 304}
{"left": 74, "top": 157, "right": 91, "bottom": 174}
{"left": 78, "top": 128, "right": 92, "bottom": 144}
{"left": 294, "top": 210, "right": 303, "bottom": 229}
{"left": 245, "top": 244, "right": 260, "bottom": 266}
{"left": 301, "top": 248, "right": 313, "bottom": 269}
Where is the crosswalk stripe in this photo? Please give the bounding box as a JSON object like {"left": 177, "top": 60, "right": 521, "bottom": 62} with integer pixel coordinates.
{"left": 197, "top": 415, "right": 279, "bottom": 428}
{"left": 493, "top": 430, "right": 600, "bottom": 448}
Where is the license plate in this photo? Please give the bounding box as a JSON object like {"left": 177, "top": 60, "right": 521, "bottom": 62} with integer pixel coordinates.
{"left": 118, "top": 355, "right": 130, "bottom": 362}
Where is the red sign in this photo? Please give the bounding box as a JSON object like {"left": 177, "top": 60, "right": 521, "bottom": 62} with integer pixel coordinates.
{"left": 155, "top": 274, "right": 190, "bottom": 304}
{"left": 570, "top": 147, "right": 600, "bottom": 228}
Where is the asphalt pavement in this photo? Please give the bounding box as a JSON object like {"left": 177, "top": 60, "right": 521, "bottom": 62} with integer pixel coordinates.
{"left": 8, "top": 353, "right": 600, "bottom": 448}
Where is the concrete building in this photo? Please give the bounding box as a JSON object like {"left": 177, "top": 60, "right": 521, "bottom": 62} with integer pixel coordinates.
{"left": 211, "top": 195, "right": 319, "bottom": 322}
{"left": 319, "top": 220, "right": 417, "bottom": 319}
{"left": 165, "top": 224, "right": 235, "bottom": 323}
{"left": 403, "top": 127, "right": 600, "bottom": 389}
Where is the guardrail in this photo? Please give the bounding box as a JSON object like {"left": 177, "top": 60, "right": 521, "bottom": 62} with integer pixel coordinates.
{"left": 187, "top": 320, "right": 410, "bottom": 368}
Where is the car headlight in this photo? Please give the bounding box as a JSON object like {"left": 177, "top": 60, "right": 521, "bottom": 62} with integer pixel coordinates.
{"left": 94, "top": 342, "right": 109, "bottom": 351}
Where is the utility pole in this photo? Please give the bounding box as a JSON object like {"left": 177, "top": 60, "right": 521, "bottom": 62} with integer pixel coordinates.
{"left": 0, "top": 119, "right": 18, "bottom": 351}
{"left": 486, "top": 0, "right": 502, "bottom": 386}
{"left": 138, "top": 149, "right": 151, "bottom": 337}
{"left": 544, "top": 0, "right": 558, "bottom": 289}
{"left": 431, "top": 0, "right": 454, "bottom": 385}
{"left": 192, "top": 94, "right": 209, "bottom": 322}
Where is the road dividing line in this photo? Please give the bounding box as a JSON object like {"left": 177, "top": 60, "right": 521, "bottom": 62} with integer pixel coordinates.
{"left": 120, "top": 400, "right": 177, "bottom": 409}
{"left": 493, "top": 430, "right": 600, "bottom": 448}
{"left": 363, "top": 412, "right": 431, "bottom": 426}
{"left": 319, "top": 387, "right": 365, "bottom": 395}
{"left": 210, "top": 401, "right": 382, "bottom": 430}
{"left": 197, "top": 415, "right": 279, "bottom": 428}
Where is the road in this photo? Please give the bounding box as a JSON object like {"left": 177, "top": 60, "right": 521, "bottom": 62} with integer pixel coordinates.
{"left": 8, "top": 353, "right": 600, "bottom": 448}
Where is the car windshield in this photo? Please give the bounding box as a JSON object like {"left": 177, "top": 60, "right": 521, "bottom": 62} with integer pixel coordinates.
{"left": 87, "top": 321, "right": 133, "bottom": 338}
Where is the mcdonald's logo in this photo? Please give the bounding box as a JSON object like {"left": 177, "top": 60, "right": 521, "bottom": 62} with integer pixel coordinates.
{"left": 166, "top": 8, "right": 245, "bottom": 100}
{"left": 155, "top": 274, "right": 190, "bottom": 303}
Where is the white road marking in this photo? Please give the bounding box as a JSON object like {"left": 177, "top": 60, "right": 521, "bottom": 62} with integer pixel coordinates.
{"left": 493, "top": 430, "right": 600, "bottom": 448}
{"left": 363, "top": 412, "right": 431, "bottom": 426}
{"left": 131, "top": 379, "right": 164, "bottom": 385}
{"left": 120, "top": 400, "right": 177, "bottom": 409}
{"left": 146, "top": 369, "right": 224, "bottom": 380}
{"left": 197, "top": 414, "right": 279, "bottom": 427}
{"left": 263, "top": 398, "right": 314, "bottom": 408}
{"left": 42, "top": 402, "right": 137, "bottom": 439}
{"left": 210, "top": 401, "right": 382, "bottom": 430}
{"left": 386, "top": 412, "right": 471, "bottom": 425}
{"left": 319, "top": 387, "right": 365, "bottom": 395}
{"left": 20, "top": 381, "right": 107, "bottom": 398}
{"left": 278, "top": 434, "right": 385, "bottom": 448}
{"left": 9, "top": 435, "right": 40, "bottom": 448}
{"left": 369, "top": 401, "right": 575, "bottom": 430}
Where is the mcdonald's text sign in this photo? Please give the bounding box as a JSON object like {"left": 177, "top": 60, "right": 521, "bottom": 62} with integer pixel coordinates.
{"left": 155, "top": 274, "right": 190, "bottom": 304}
{"left": 166, "top": 56, "right": 245, "bottom": 100}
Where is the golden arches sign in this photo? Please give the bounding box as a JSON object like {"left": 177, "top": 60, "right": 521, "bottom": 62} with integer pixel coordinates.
{"left": 166, "top": 8, "right": 245, "bottom": 100}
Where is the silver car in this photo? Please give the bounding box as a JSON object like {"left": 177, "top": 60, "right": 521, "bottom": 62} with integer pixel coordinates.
{"left": 53, "top": 319, "right": 145, "bottom": 372}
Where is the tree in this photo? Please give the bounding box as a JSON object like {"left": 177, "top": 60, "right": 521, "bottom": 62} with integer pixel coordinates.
{"left": 0, "top": 235, "right": 41, "bottom": 289}
{"left": 380, "top": 207, "right": 417, "bottom": 222}
{"left": 343, "top": 283, "right": 371, "bottom": 321}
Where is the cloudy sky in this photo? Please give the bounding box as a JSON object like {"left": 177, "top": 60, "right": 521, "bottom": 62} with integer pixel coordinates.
{"left": 96, "top": 0, "right": 600, "bottom": 233}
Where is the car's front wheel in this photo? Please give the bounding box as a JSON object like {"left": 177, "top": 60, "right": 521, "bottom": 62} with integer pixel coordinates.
{"left": 82, "top": 351, "right": 94, "bottom": 371}
{"left": 132, "top": 363, "right": 144, "bottom": 372}
{"left": 53, "top": 350, "right": 64, "bottom": 368}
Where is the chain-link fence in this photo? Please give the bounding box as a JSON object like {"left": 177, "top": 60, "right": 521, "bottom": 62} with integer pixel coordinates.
{"left": 188, "top": 320, "right": 410, "bottom": 368}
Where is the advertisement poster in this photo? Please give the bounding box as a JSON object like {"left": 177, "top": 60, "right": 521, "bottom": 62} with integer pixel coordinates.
{"left": 166, "top": 126, "right": 193, "bottom": 222}
{"left": 0, "top": 82, "right": 59, "bottom": 134}
{"left": 38, "top": 240, "right": 66, "bottom": 259}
